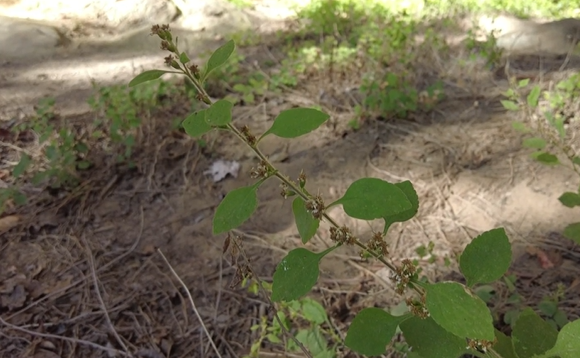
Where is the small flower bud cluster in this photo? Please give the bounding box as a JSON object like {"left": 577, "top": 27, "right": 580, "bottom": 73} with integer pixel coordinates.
{"left": 305, "top": 195, "right": 325, "bottom": 220}
{"left": 367, "top": 232, "right": 389, "bottom": 257}
{"left": 241, "top": 125, "right": 257, "bottom": 146}
{"left": 330, "top": 226, "right": 357, "bottom": 245}
{"left": 280, "top": 183, "right": 296, "bottom": 199}
{"left": 250, "top": 160, "right": 270, "bottom": 179}
{"left": 393, "top": 259, "right": 417, "bottom": 294}
{"left": 467, "top": 338, "right": 495, "bottom": 353}
{"left": 405, "top": 296, "right": 429, "bottom": 319}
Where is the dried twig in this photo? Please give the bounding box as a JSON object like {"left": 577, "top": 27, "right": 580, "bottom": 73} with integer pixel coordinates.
{"left": 83, "top": 235, "right": 131, "bottom": 355}
{"left": 7, "top": 206, "right": 146, "bottom": 321}
{"left": 0, "top": 317, "right": 132, "bottom": 357}
{"left": 157, "top": 248, "right": 223, "bottom": 358}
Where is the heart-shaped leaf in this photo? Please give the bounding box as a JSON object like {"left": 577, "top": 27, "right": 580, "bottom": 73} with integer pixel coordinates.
{"left": 345, "top": 308, "right": 408, "bottom": 356}
{"left": 383, "top": 180, "right": 419, "bottom": 233}
{"left": 272, "top": 247, "right": 334, "bottom": 302}
{"left": 558, "top": 192, "right": 580, "bottom": 208}
{"left": 400, "top": 316, "right": 466, "bottom": 358}
{"left": 512, "top": 307, "right": 558, "bottom": 358}
{"left": 460, "top": 227, "right": 512, "bottom": 287}
{"left": 539, "top": 319, "right": 580, "bottom": 358}
{"left": 425, "top": 282, "right": 495, "bottom": 340}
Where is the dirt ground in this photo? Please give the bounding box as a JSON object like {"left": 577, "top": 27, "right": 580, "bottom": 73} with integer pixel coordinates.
{"left": 1, "top": 2, "right": 580, "bottom": 358}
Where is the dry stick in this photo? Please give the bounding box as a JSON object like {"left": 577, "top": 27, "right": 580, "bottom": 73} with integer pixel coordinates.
{"left": 7, "top": 205, "right": 145, "bottom": 321}
{"left": 0, "top": 317, "right": 132, "bottom": 357}
{"left": 82, "top": 235, "right": 131, "bottom": 355}
{"left": 157, "top": 248, "right": 223, "bottom": 358}
{"left": 231, "top": 237, "right": 314, "bottom": 358}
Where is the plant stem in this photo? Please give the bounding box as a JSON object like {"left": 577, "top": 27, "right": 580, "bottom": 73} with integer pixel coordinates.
{"left": 183, "top": 64, "right": 425, "bottom": 296}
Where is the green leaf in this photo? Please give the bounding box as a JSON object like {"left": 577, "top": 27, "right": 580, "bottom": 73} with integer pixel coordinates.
{"left": 31, "top": 171, "right": 48, "bottom": 185}
{"left": 266, "top": 333, "right": 281, "bottom": 343}
{"left": 77, "top": 160, "right": 91, "bottom": 170}
{"left": 179, "top": 51, "right": 190, "bottom": 64}
{"left": 271, "top": 248, "right": 328, "bottom": 302}
{"left": 512, "top": 307, "right": 558, "bottom": 358}
{"left": 12, "top": 190, "right": 27, "bottom": 206}
{"left": 212, "top": 184, "right": 259, "bottom": 235}
{"left": 527, "top": 85, "right": 541, "bottom": 108}
{"left": 345, "top": 308, "right": 407, "bottom": 356}
{"left": 518, "top": 78, "right": 530, "bottom": 87}
{"left": 553, "top": 309, "right": 569, "bottom": 328}
{"left": 493, "top": 329, "right": 518, "bottom": 358}
{"left": 522, "top": 137, "right": 547, "bottom": 149}
{"left": 504, "top": 309, "right": 521, "bottom": 327}
{"left": 262, "top": 108, "right": 330, "bottom": 139}
{"left": 459, "top": 227, "right": 512, "bottom": 287}
{"left": 129, "top": 70, "right": 172, "bottom": 87}
{"left": 539, "top": 300, "right": 558, "bottom": 317}
{"left": 532, "top": 152, "right": 560, "bottom": 165}
{"left": 301, "top": 298, "right": 327, "bottom": 325}
{"left": 573, "top": 156, "right": 580, "bottom": 166}
{"left": 295, "top": 328, "right": 327, "bottom": 356}
{"left": 75, "top": 142, "right": 89, "bottom": 153}
{"left": 553, "top": 116, "right": 566, "bottom": 139}
{"left": 558, "top": 192, "right": 580, "bottom": 208}
{"left": 13, "top": 154, "right": 31, "bottom": 178}
{"left": 313, "top": 351, "right": 334, "bottom": 358}
{"left": 540, "top": 319, "right": 580, "bottom": 358}
{"left": 205, "top": 99, "right": 233, "bottom": 126}
{"left": 563, "top": 222, "right": 580, "bottom": 244}
{"left": 292, "top": 197, "right": 320, "bottom": 244}
{"left": 204, "top": 39, "right": 236, "bottom": 79}
{"left": 400, "top": 316, "right": 466, "bottom": 358}
{"left": 501, "top": 100, "right": 520, "bottom": 111}
{"left": 475, "top": 285, "right": 496, "bottom": 303}
{"left": 182, "top": 110, "right": 212, "bottom": 138}
{"left": 512, "top": 121, "right": 529, "bottom": 132}
{"left": 383, "top": 180, "right": 419, "bottom": 233}
{"left": 425, "top": 282, "right": 495, "bottom": 340}
{"left": 331, "top": 178, "right": 412, "bottom": 221}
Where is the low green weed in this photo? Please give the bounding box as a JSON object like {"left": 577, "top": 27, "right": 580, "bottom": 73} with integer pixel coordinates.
{"left": 131, "top": 26, "right": 580, "bottom": 358}
{"left": 502, "top": 75, "right": 580, "bottom": 245}
{"left": 245, "top": 280, "right": 340, "bottom": 358}
{"left": 88, "top": 79, "right": 180, "bottom": 164}
{"left": 12, "top": 98, "right": 89, "bottom": 188}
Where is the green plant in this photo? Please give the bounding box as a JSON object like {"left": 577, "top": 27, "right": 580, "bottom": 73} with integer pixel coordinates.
{"left": 465, "top": 27, "right": 504, "bottom": 69}
{"left": 502, "top": 76, "right": 580, "bottom": 245}
{"left": 244, "top": 279, "right": 340, "bottom": 358}
{"left": 12, "top": 97, "right": 89, "bottom": 189}
{"left": 0, "top": 186, "right": 27, "bottom": 215}
{"left": 88, "top": 78, "right": 181, "bottom": 164}
{"left": 132, "top": 25, "right": 580, "bottom": 358}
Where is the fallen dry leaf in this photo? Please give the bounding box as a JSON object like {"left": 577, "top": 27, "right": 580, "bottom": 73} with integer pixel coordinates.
{"left": 32, "top": 349, "right": 60, "bottom": 358}
{"left": 0, "top": 284, "right": 27, "bottom": 310}
{"left": 526, "top": 246, "right": 555, "bottom": 269}
{"left": 0, "top": 215, "right": 21, "bottom": 233}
